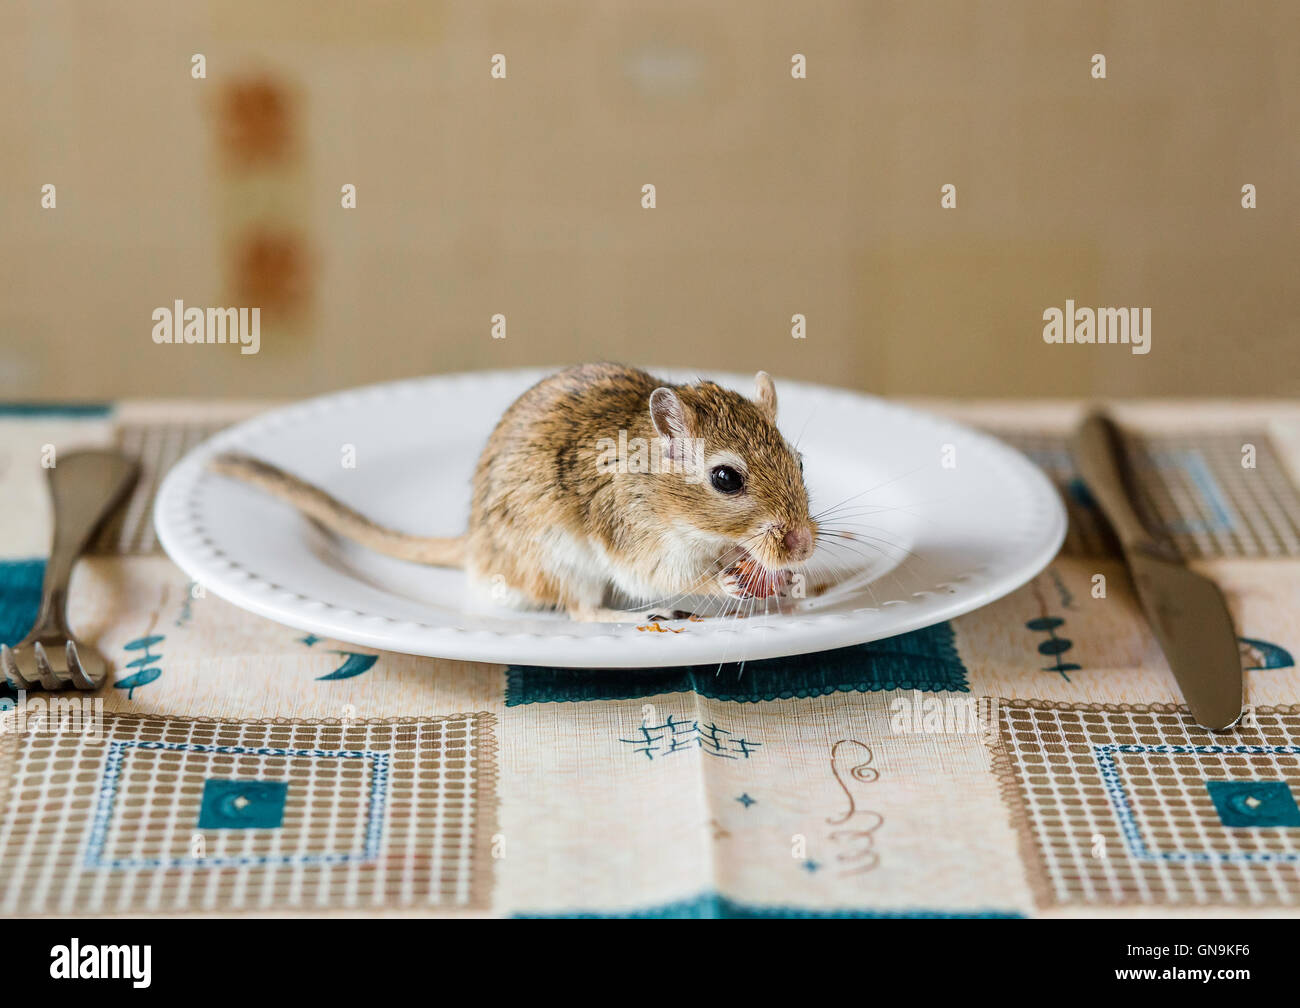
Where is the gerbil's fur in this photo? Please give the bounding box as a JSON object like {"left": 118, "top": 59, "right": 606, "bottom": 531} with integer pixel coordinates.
{"left": 211, "top": 364, "right": 817, "bottom": 623}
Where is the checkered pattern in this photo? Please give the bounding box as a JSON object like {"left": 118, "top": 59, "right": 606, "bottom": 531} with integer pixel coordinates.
{"left": 0, "top": 713, "right": 497, "bottom": 914}
{"left": 92, "top": 421, "right": 235, "bottom": 555}
{"left": 992, "top": 702, "right": 1300, "bottom": 908}
{"left": 991, "top": 429, "right": 1300, "bottom": 559}
{"left": 1134, "top": 433, "right": 1300, "bottom": 558}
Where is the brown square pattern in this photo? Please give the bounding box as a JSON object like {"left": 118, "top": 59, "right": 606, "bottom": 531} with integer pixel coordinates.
{"left": 988, "top": 429, "right": 1300, "bottom": 559}
{"left": 992, "top": 701, "right": 1300, "bottom": 908}
{"left": 0, "top": 713, "right": 498, "bottom": 915}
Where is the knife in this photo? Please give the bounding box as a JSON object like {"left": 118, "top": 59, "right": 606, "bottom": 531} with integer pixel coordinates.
{"left": 1072, "top": 411, "right": 1244, "bottom": 731}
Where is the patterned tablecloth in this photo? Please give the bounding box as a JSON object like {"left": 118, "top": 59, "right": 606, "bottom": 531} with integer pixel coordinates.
{"left": 2, "top": 397, "right": 1300, "bottom": 919}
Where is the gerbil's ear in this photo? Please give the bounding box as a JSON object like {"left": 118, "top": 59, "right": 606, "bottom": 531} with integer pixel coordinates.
{"left": 649, "top": 387, "right": 691, "bottom": 443}
{"left": 754, "top": 371, "right": 777, "bottom": 421}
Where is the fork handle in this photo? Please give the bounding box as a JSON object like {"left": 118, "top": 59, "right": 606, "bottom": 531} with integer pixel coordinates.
{"left": 34, "top": 451, "right": 139, "bottom": 636}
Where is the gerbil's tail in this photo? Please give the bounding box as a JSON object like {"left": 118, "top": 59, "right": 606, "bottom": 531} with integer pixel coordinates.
{"left": 209, "top": 451, "right": 467, "bottom": 568}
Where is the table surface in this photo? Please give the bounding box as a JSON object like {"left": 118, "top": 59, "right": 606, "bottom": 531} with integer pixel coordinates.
{"left": 1, "top": 397, "right": 1299, "bottom": 918}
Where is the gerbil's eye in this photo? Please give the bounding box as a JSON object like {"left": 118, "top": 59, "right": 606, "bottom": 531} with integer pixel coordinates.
{"left": 797, "top": 453, "right": 805, "bottom": 473}
{"left": 709, "top": 465, "right": 745, "bottom": 495}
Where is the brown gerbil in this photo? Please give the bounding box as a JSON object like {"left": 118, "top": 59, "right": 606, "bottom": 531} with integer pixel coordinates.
{"left": 210, "top": 363, "right": 818, "bottom": 622}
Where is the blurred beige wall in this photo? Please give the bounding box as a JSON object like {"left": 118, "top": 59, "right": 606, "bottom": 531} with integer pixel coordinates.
{"left": 2, "top": 0, "right": 1297, "bottom": 401}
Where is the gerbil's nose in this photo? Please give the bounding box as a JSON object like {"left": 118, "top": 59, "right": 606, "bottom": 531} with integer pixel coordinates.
{"left": 783, "top": 526, "right": 813, "bottom": 561}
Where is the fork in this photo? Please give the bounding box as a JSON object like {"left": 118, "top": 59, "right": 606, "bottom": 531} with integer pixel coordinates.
{"left": 1, "top": 450, "right": 139, "bottom": 690}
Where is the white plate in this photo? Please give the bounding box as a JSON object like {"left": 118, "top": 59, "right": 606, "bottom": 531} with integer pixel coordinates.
{"left": 154, "top": 368, "right": 1065, "bottom": 668}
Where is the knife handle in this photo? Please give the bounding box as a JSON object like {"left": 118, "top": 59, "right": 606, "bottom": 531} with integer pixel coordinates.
{"left": 1072, "top": 412, "right": 1164, "bottom": 554}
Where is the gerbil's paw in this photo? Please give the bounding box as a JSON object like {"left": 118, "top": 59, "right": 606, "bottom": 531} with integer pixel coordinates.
{"left": 570, "top": 605, "right": 691, "bottom": 624}
{"left": 645, "top": 608, "right": 697, "bottom": 622}
{"left": 719, "top": 570, "right": 750, "bottom": 599}
{"left": 719, "top": 559, "right": 792, "bottom": 600}
{"left": 625, "top": 607, "right": 678, "bottom": 623}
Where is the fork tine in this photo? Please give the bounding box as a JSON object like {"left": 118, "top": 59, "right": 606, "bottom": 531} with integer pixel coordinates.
{"left": 32, "top": 641, "right": 63, "bottom": 689}
{"left": 1, "top": 644, "right": 32, "bottom": 691}
{"left": 66, "top": 640, "right": 96, "bottom": 690}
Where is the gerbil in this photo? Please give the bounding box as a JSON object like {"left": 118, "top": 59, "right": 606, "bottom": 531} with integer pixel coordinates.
{"left": 210, "top": 363, "right": 818, "bottom": 623}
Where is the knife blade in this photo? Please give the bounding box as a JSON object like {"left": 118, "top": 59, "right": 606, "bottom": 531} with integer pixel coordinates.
{"left": 1073, "top": 411, "right": 1243, "bottom": 731}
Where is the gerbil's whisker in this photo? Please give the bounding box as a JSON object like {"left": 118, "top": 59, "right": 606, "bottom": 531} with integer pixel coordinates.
{"left": 808, "top": 463, "right": 929, "bottom": 524}
{"left": 792, "top": 407, "right": 818, "bottom": 452}
{"left": 813, "top": 491, "right": 958, "bottom": 528}
{"left": 813, "top": 503, "right": 919, "bottom": 524}
{"left": 817, "top": 528, "right": 922, "bottom": 565}
{"left": 813, "top": 525, "right": 937, "bottom": 601}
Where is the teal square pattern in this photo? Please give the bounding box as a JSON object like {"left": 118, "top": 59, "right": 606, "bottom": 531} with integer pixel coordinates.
{"left": 1204, "top": 780, "right": 1300, "bottom": 828}
{"left": 197, "top": 779, "right": 290, "bottom": 830}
